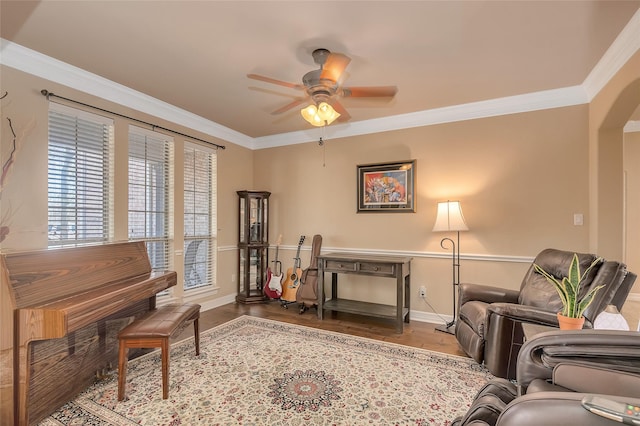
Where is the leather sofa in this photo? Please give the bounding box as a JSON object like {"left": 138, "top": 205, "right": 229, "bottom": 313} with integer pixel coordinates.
{"left": 455, "top": 248, "right": 636, "bottom": 379}
{"left": 452, "top": 329, "right": 640, "bottom": 426}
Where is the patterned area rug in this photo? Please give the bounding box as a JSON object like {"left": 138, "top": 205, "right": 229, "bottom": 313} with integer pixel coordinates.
{"left": 40, "top": 316, "right": 491, "bottom": 425}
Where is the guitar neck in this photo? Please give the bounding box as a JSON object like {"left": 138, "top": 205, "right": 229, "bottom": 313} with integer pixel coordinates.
{"left": 292, "top": 236, "right": 305, "bottom": 269}
{"left": 272, "top": 234, "right": 283, "bottom": 272}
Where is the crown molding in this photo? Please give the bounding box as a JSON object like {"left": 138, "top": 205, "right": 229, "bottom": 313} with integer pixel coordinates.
{"left": 253, "top": 86, "right": 589, "bottom": 148}
{"left": 3, "top": 6, "right": 638, "bottom": 152}
{"left": 583, "top": 9, "right": 640, "bottom": 101}
{"left": 0, "top": 39, "right": 253, "bottom": 148}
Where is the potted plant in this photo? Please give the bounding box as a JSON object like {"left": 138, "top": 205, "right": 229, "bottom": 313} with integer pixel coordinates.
{"left": 533, "top": 253, "right": 605, "bottom": 330}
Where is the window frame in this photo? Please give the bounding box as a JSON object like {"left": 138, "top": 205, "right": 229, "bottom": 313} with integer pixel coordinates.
{"left": 128, "top": 125, "right": 174, "bottom": 272}
{"left": 47, "top": 102, "right": 114, "bottom": 247}
{"left": 183, "top": 141, "right": 217, "bottom": 290}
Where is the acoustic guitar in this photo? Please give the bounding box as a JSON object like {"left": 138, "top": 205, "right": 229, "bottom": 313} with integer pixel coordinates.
{"left": 280, "top": 235, "right": 305, "bottom": 302}
{"left": 264, "top": 234, "right": 283, "bottom": 299}
{"left": 296, "top": 234, "right": 322, "bottom": 314}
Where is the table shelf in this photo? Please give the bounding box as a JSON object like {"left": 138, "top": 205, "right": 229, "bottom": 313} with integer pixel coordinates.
{"left": 317, "top": 253, "right": 412, "bottom": 333}
{"left": 323, "top": 298, "right": 410, "bottom": 321}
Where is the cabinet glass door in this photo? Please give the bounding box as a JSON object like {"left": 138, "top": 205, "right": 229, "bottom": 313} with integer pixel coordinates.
{"left": 239, "top": 194, "right": 268, "bottom": 244}
{"left": 239, "top": 247, "right": 266, "bottom": 293}
{"left": 237, "top": 190, "right": 270, "bottom": 304}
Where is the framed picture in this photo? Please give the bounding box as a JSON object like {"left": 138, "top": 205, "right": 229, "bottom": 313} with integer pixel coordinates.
{"left": 357, "top": 160, "right": 416, "bottom": 213}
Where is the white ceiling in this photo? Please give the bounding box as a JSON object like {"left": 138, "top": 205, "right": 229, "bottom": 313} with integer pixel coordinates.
{"left": 1, "top": 1, "right": 639, "bottom": 145}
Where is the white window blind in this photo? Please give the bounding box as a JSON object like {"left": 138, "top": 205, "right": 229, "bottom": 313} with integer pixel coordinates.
{"left": 183, "top": 142, "right": 217, "bottom": 290}
{"left": 128, "top": 126, "right": 173, "bottom": 272}
{"left": 47, "top": 103, "right": 113, "bottom": 246}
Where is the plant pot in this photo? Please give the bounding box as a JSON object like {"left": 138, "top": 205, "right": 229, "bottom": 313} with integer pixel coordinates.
{"left": 557, "top": 312, "right": 585, "bottom": 330}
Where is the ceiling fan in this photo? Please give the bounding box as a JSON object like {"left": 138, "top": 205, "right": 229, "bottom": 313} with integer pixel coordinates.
{"left": 247, "top": 48, "right": 398, "bottom": 126}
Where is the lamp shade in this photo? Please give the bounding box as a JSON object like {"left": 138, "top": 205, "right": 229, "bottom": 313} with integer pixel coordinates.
{"left": 301, "top": 102, "right": 340, "bottom": 127}
{"left": 433, "top": 201, "right": 469, "bottom": 232}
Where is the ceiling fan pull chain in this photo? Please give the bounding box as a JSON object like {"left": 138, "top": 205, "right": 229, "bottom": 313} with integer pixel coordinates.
{"left": 318, "top": 126, "right": 327, "bottom": 167}
{"left": 322, "top": 139, "right": 326, "bottom": 167}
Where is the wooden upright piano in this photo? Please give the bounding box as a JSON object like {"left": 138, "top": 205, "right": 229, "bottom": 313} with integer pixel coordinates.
{"left": 0, "top": 241, "right": 177, "bottom": 425}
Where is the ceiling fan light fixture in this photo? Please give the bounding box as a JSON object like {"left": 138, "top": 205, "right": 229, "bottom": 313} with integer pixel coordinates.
{"left": 301, "top": 102, "right": 340, "bottom": 127}
{"left": 249, "top": 49, "right": 397, "bottom": 126}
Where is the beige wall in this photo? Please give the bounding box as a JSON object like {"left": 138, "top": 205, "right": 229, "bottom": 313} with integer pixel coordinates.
{"left": 254, "top": 106, "right": 592, "bottom": 313}
{"left": 1, "top": 49, "right": 638, "bottom": 320}
{"left": 256, "top": 106, "right": 591, "bottom": 255}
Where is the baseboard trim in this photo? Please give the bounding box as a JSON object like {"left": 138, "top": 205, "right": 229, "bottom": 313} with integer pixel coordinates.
{"left": 409, "top": 310, "right": 453, "bottom": 326}
{"left": 199, "top": 293, "right": 237, "bottom": 312}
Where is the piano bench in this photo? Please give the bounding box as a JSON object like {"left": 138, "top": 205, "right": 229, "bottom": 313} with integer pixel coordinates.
{"left": 117, "top": 303, "right": 201, "bottom": 401}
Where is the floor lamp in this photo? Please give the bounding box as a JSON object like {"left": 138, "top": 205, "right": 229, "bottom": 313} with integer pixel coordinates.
{"left": 432, "top": 200, "right": 468, "bottom": 335}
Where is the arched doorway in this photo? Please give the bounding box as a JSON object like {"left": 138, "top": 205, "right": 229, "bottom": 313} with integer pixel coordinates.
{"left": 623, "top": 106, "right": 640, "bottom": 275}
{"left": 593, "top": 75, "right": 640, "bottom": 271}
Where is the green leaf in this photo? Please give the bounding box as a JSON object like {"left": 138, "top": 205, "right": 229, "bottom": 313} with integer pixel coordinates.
{"left": 576, "top": 284, "right": 605, "bottom": 317}
{"left": 533, "top": 254, "right": 603, "bottom": 319}
{"left": 567, "top": 254, "right": 580, "bottom": 290}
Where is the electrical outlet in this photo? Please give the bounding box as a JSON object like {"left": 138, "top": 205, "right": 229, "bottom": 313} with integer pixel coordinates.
{"left": 419, "top": 286, "right": 426, "bottom": 297}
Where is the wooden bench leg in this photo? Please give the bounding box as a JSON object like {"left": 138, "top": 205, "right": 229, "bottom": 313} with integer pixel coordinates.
{"left": 194, "top": 317, "right": 200, "bottom": 356}
{"left": 118, "top": 341, "right": 128, "bottom": 401}
{"left": 161, "top": 338, "right": 169, "bottom": 399}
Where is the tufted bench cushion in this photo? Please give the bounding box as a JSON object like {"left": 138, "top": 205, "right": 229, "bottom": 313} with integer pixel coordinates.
{"left": 117, "top": 303, "right": 201, "bottom": 401}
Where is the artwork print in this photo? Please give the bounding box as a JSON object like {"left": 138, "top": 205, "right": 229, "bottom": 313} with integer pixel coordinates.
{"left": 357, "top": 160, "right": 416, "bottom": 212}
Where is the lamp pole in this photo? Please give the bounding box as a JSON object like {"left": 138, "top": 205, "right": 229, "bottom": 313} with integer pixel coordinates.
{"left": 435, "top": 234, "right": 460, "bottom": 334}
{"left": 433, "top": 200, "right": 467, "bottom": 335}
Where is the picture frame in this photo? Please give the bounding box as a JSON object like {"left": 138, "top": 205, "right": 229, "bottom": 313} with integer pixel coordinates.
{"left": 357, "top": 160, "right": 416, "bottom": 213}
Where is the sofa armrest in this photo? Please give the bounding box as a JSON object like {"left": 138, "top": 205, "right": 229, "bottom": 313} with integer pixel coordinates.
{"left": 516, "top": 329, "right": 640, "bottom": 392}
{"left": 486, "top": 303, "right": 559, "bottom": 326}
{"left": 458, "top": 283, "right": 520, "bottom": 306}
{"left": 497, "top": 393, "right": 640, "bottom": 426}
{"left": 552, "top": 363, "right": 640, "bottom": 398}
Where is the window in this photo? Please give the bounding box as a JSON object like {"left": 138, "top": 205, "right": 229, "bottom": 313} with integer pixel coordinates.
{"left": 128, "top": 126, "right": 173, "bottom": 272}
{"left": 48, "top": 103, "right": 113, "bottom": 246}
{"left": 183, "top": 142, "right": 217, "bottom": 290}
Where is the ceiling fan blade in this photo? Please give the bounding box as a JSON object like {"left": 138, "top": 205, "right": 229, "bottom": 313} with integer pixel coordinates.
{"left": 342, "top": 86, "right": 398, "bottom": 98}
{"left": 320, "top": 53, "right": 351, "bottom": 83}
{"left": 331, "top": 100, "right": 351, "bottom": 122}
{"left": 247, "top": 74, "right": 304, "bottom": 90}
{"left": 271, "top": 98, "right": 307, "bottom": 115}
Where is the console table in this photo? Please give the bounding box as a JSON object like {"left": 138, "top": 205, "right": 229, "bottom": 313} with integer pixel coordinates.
{"left": 317, "top": 253, "right": 412, "bottom": 333}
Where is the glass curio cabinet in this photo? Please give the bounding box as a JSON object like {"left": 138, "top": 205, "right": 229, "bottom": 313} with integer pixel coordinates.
{"left": 237, "top": 190, "right": 270, "bottom": 304}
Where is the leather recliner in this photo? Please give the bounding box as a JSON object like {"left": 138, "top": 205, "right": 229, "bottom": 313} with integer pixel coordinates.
{"left": 455, "top": 248, "right": 636, "bottom": 379}
{"left": 452, "top": 328, "right": 640, "bottom": 426}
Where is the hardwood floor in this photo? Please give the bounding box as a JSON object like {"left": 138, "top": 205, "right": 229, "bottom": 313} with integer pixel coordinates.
{"left": 176, "top": 300, "right": 468, "bottom": 357}
{"left": 175, "top": 298, "right": 640, "bottom": 359}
